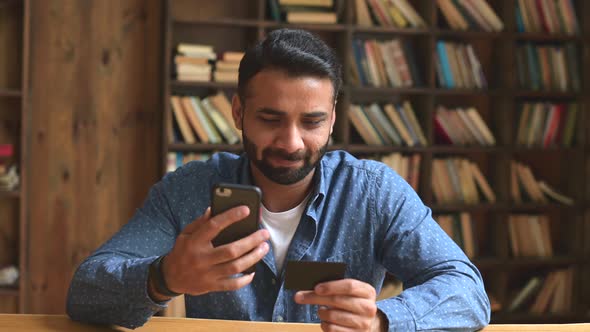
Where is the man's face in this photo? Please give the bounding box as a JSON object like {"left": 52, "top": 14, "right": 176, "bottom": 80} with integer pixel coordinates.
{"left": 232, "top": 69, "right": 336, "bottom": 185}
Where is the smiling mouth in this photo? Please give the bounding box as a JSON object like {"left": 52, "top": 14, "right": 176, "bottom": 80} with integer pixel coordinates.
{"left": 268, "top": 156, "right": 303, "bottom": 167}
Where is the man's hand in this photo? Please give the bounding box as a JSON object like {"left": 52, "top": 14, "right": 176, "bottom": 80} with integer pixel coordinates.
{"left": 294, "top": 279, "right": 387, "bottom": 332}
{"left": 153, "top": 206, "right": 270, "bottom": 298}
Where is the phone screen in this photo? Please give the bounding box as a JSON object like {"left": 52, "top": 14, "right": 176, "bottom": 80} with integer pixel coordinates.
{"left": 210, "top": 183, "right": 262, "bottom": 248}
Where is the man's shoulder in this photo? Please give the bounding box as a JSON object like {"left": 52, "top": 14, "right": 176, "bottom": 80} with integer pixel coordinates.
{"left": 322, "top": 150, "right": 393, "bottom": 176}
{"left": 163, "top": 152, "right": 243, "bottom": 185}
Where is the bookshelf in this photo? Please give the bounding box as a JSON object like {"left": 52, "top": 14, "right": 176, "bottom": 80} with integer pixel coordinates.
{"left": 0, "top": 0, "right": 28, "bottom": 313}
{"left": 161, "top": 0, "right": 589, "bottom": 323}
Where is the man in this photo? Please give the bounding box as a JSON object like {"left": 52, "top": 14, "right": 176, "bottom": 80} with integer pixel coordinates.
{"left": 67, "top": 29, "right": 490, "bottom": 331}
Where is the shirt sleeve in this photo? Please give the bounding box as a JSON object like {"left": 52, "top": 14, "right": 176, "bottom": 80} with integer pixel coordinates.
{"left": 373, "top": 168, "right": 491, "bottom": 331}
{"left": 66, "top": 179, "right": 179, "bottom": 329}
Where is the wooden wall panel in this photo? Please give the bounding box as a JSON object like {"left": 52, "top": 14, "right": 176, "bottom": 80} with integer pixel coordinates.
{"left": 26, "top": 0, "right": 163, "bottom": 313}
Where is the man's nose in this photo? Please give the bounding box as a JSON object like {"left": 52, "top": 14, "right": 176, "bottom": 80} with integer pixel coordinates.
{"left": 275, "top": 124, "right": 305, "bottom": 154}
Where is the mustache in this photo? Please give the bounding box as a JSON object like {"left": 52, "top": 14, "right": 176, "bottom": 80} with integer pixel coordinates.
{"left": 263, "top": 148, "right": 307, "bottom": 161}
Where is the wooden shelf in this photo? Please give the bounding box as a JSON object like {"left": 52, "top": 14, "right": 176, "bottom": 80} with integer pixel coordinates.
{"left": 344, "top": 144, "right": 429, "bottom": 154}
{"left": 512, "top": 91, "right": 582, "bottom": 98}
{"left": 0, "top": 88, "right": 21, "bottom": 97}
{"left": 162, "top": 0, "right": 590, "bottom": 322}
{"left": 508, "top": 203, "right": 581, "bottom": 212}
{"left": 431, "top": 203, "right": 580, "bottom": 213}
{"left": 262, "top": 21, "right": 348, "bottom": 31}
{"left": 512, "top": 32, "right": 583, "bottom": 42}
{"left": 474, "top": 257, "right": 581, "bottom": 269}
{"left": 174, "top": 18, "right": 260, "bottom": 28}
{"left": 168, "top": 143, "right": 242, "bottom": 153}
{"left": 430, "top": 146, "right": 502, "bottom": 154}
{"left": 0, "top": 286, "right": 19, "bottom": 297}
{"left": 0, "top": 189, "right": 20, "bottom": 198}
{"left": 509, "top": 146, "right": 580, "bottom": 153}
{"left": 435, "top": 29, "right": 504, "bottom": 39}
{"left": 431, "top": 203, "right": 500, "bottom": 213}
{"left": 349, "top": 86, "right": 503, "bottom": 96}
{"left": 170, "top": 80, "right": 236, "bottom": 92}
{"left": 352, "top": 26, "right": 429, "bottom": 35}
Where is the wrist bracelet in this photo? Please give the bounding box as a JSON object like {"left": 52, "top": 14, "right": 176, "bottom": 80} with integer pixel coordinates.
{"left": 149, "top": 255, "right": 182, "bottom": 297}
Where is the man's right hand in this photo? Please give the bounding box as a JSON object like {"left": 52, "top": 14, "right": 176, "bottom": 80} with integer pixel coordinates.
{"left": 153, "top": 206, "right": 270, "bottom": 298}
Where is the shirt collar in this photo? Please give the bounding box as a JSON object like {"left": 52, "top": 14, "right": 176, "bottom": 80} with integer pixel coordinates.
{"left": 236, "top": 153, "right": 329, "bottom": 218}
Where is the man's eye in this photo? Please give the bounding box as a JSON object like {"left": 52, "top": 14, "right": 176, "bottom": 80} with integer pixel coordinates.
{"left": 304, "top": 119, "right": 324, "bottom": 125}
{"left": 260, "top": 117, "right": 280, "bottom": 123}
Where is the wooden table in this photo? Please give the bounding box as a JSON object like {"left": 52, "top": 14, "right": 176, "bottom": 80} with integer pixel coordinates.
{"left": 0, "top": 314, "right": 588, "bottom": 331}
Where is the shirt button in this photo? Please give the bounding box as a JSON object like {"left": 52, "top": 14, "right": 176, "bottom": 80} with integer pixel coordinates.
{"left": 276, "top": 315, "right": 284, "bottom": 322}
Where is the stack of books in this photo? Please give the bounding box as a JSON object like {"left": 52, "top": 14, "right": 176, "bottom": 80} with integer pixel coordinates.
{"left": 213, "top": 52, "right": 244, "bottom": 84}
{"left": 355, "top": 0, "right": 426, "bottom": 28}
{"left": 269, "top": 0, "right": 338, "bottom": 24}
{"left": 168, "top": 91, "right": 241, "bottom": 145}
{"left": 174, "top": 43, "right": 216, "bottom": 82}
{"left": 437, "top": 0, "right": 503, "bottom": 31}
{"left": 434, "top": 106, "right": 495, "bottom": 146}
{"left": 435, "top": 41, "right": 487, "bottom": 89}
{"left": 515, "top": 102, "right": 577, "bottom": 148}
{"left": 515, "top": 0, "right": 579, "bottom": 34}
{"left": 510, "top": 160, "right": 574, "bottom": 205}
{"left": 431, "top": 157, "right": 496, "bottom": 204}
{"left": 349, "top": 101, "right": 427, "bottom": 146}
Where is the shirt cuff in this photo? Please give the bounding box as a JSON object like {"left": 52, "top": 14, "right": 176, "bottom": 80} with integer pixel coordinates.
{"left": 129, "top": 256, "right": 172, "bottom": 311}
{"left": 376, "top": 297, "right": 417, "bottom": 331}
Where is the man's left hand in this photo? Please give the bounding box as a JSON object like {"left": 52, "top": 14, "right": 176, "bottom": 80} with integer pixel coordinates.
{"left": 294, "top": 278, "right": 387, "bottom": 332}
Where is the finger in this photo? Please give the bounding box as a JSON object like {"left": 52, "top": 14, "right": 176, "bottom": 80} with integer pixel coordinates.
{"left": 318, "top": 307, "right": 371, "bottom": 330}
{"left": 213, "top": 241, "right": 269, "bottom": 275}
{"left": 212, "top": 272, "right": 256, "bottom": 293}
{"left": 181, "top": 207, "right": 211, "bottom": 235}
{"left": 320, "top": 321, "right": 354, "bottom": 332}
{"left": 295, "top": 292, "right": 376, "bottom": 316}
{"left": 315, "top": 279, "right": 376, "bottom": 299}
{"left": 209, "top": 229, "right": 270, "bottom": 264}
{"left": 201, "top": 205, "right": 251, "bottom": 241}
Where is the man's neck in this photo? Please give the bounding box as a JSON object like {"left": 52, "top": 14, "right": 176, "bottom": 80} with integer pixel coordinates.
{"left": 250, "top": 164, "right": 315, "bottom": 212}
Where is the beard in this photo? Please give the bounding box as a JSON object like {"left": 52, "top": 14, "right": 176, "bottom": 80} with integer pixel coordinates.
{"left": 242, "top": 132, "right": 328, "bottom": 185}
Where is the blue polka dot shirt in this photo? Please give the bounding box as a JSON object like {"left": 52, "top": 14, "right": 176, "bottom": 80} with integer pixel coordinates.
{"left": 66, "top": 151, "right": 490, "bottom": 331}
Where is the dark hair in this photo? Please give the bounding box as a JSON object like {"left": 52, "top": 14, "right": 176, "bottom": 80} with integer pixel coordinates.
{"left": 238, "top": 28, "right": 342, "bottom": 103}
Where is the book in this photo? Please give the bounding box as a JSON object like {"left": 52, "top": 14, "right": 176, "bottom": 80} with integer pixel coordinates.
{"left": 390, "top": 0, "right": 426, "bottom": 28}
{"left": 437, "top": 0, "right": 469, "bottom": 30}
{"left": 402, "top": 101, "right": 427, "bottom": 146}
{"left": 190, "top": 97, "right": 222, "bottom": 143}
{"left": 201, "top": 98, "right": 240, "bottom": 144}
{"left": 285, "top": 11, "right": 337, "bottom": 24}
{"left": 538, "top": 181, "right": 574, "bottom": 205}
{"left": 354, "top": 0, "right": 373, "bottom": 26}
{"left": 469, "top": 161, "right": 496, "bottom": 202}
{"left": 465, "top": 107, "right": 495, "bottom": 145}
{"left": 349, "top": 105, "right": 382, "bottom": 145}
{"left": 279, "top": 0, "right": 333, "bottom": 6}
{"left": 508, "top": 276, "right": 543, "bottom": 312}
{"left": 383, "top": 104, "right": 414, "bottom": 146}
{"left": 436, "top": 41, "right": 454, "bottom": 88}
{"left": 208, "top": 92, "right": 242, "bottom": 142}
{"left": 170, "top": 96, "right": 196, "bottom": 143}
{"left": 470, "top": 0, "right": 503, "bottom": 31}
{"left": 180, "top": 97, "right": 208, "bottom": 142}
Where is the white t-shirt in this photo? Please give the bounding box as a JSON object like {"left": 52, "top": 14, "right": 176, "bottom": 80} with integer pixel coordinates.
{"left": 260, "top": 195, "right": 310, "bottom": 272}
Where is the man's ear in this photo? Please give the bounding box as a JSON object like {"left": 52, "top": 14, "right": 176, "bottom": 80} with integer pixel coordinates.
{"left": 231, "top": 94, "right": 243, "bottom": 130}
{"left": 329, "top": 103, "right": 337, "bottom": 135}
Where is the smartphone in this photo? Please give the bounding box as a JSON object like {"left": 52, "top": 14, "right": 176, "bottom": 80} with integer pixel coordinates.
{"left": 210, "top": 183, "right": 262, "bottom": 248}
